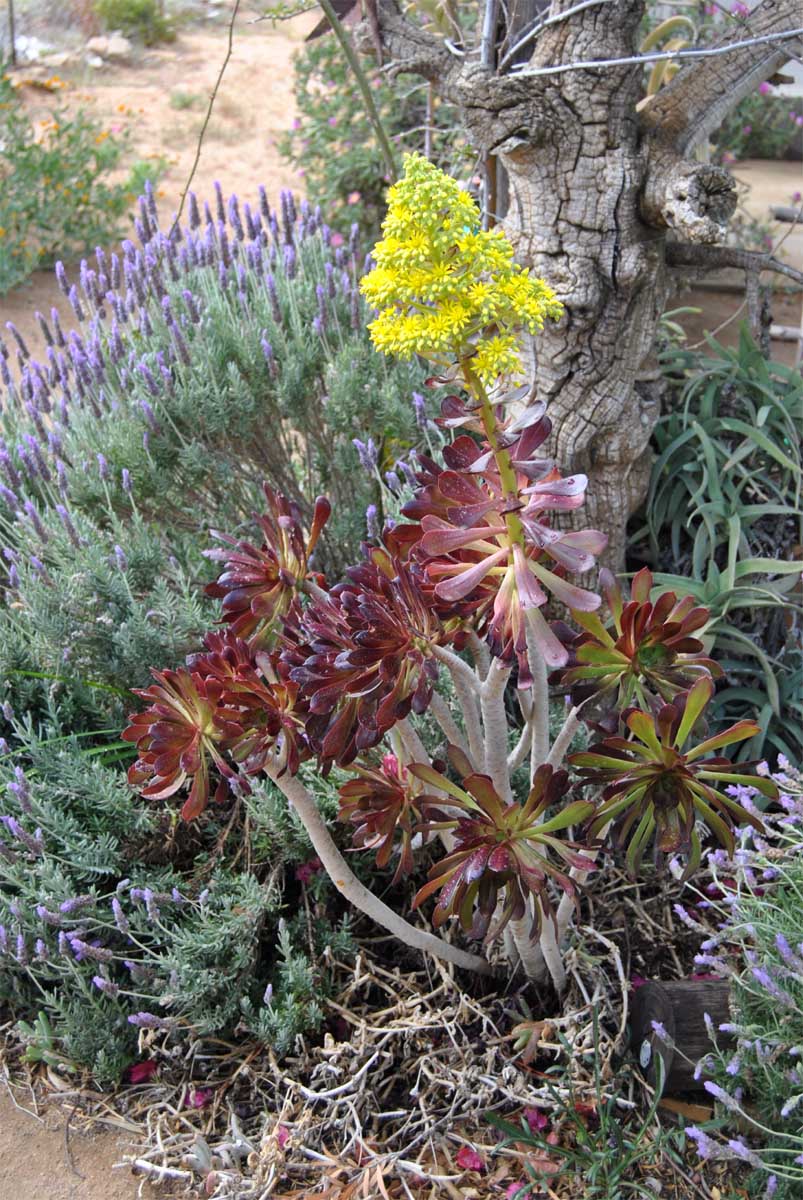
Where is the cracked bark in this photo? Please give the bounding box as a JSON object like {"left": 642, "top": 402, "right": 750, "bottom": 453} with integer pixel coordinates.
{"left": 360, "top": 0, "right": 800, "bottom": 566}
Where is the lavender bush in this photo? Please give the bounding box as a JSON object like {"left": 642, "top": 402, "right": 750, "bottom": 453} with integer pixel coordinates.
{"left": 0, "top": 179, "right": 433, "bottom": 729}
{"left": 0, "top": 715, "right": 352, "bottom": 1081}
{"left": 679, "top": 760, "right": 803, "bottom": 1198}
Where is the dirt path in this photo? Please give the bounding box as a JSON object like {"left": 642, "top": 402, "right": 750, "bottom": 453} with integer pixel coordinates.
{"left": 0, "top": 1086, "right": 149, "bottom": 1200}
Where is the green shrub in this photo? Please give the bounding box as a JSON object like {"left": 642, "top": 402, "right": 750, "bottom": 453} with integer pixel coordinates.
{"left": 0, "top": 69, "right": 148, "bottom": 293}
{"left": 632, "top": 328, "right": 802, "bottom": 762}
{"left": 94, "top": 0, "right": 174, "bottom": 44}
{"left": 278, "top": 37, "right": 468, "bottom": 241}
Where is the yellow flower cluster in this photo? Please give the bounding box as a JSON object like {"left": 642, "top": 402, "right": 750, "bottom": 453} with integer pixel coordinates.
{"left": 360, "top": 153, "right": 563, "bottom": 385}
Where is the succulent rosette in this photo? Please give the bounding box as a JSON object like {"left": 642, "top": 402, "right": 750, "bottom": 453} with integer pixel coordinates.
{"left": 569, "top": 676, "right": 776, "bottom": 878}
{"left": 284, "top": 543, "right": 454, "bottom": 767}
{"left": 338, "top": 752, "right": 448, "bottom": 883}
{"left": 123, "top": 666, "right": 245, "bottom": 821}
{"left": 205, "top": 484, "right": 331, "bottom": 647}
{"left": 557, "top": 566, "right": 719, "bottom": 709}
{"left": 410, "top": 749, "right": 596, "bottom": 941}
{"left": 402, "top": 403, "right": 606, "bottom": 679}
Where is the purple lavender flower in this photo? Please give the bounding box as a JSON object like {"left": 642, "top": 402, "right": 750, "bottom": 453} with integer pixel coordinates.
{"left": 68, "top": 936, "right": 113, "bottom": 963}
{"left": 60, "top": 895, "right": 93, "bottom": 914}
{"left": 55, "top": 261, "right": 70, "bottom": 297}
{"left": 112, "top": 896, "right": 130, "bottom": 934}
{"left": 685, "top": 1126, "right": 718, "bottom": 1160}
{"left": 36, "top": 905, "right": 62, "bottom": 926}
{"left": 353, "top": 437, "right": 378, "bottom": 471}
{"left": 6, "top": 322, "right": 29, "bottom": 360}
{"left": 68, "top": 285, "right": 85, "bottom": 323}
{"left": 258, "top": 185, "right": 271, "bottom": 223}
{"left": 228, "top": 194, "right": 245, "bottom": 241}
{"left": 727, "top": 1137, "right": 761, "bottom": 1168}
{"left": 122, "top": 468, "right": 132, "bottom": 496}
{"left": 34, "top": 939, "right": 47, "bottom": 960}
{"left": 35, "top": 311, "right": 53, "bottom": 347}
{"left": 366, "top": 504, "right": 380, "bottom": 540}
{"left": 93, "top": 975, "right": 120, "bottom": 998}
{"left": 127, "top": 1011, "right": 172, "bottom": 1029}
{"left": 15, "top": 933, "right": 28, "bottom": 965}
{"left": 704, "top": 1080, "right": 740, "bottom": 1111}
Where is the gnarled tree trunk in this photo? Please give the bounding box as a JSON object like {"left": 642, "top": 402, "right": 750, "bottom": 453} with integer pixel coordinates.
{"left": 358, "top": 0, "right": 802, "bottom": 566}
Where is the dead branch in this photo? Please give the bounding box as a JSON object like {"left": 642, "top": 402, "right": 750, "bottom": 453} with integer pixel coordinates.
{"left": 642, "top": 154, "right": 737, "bottom": 243}
{"left": 666, "top": 241, "right": 803, "bottom": 288}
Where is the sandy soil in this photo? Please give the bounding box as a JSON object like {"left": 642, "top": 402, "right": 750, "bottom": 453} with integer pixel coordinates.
{"left": 0, "top": 1086, "right": 149, "bottom": 1200}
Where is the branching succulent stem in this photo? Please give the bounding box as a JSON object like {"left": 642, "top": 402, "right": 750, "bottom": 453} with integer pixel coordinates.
{"left": 429, "top": 692, "right": 469, "bottom": 756}
{"left": 266, "top": 761, "right": 491, "bottom": 975}
{"left": 481, "top": 660, "right": 513, "bottom": 803}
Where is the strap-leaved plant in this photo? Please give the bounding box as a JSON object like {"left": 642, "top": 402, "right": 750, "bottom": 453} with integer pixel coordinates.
{"left": 125, "top": 155, "right": 776, "bottom": 991}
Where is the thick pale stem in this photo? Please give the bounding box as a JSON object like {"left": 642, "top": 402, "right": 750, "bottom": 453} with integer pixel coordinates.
{"left": 538, "top": 915, "right": 567, "bottom": 993}
{"left": 555, "top": 819, "right": 611, "bottom": 942}
{"left": 467, "top": 631, "right": 491, "bottom": 682}
{"left": 431, "top": 644, "right": 483, "bottom": 762}
{"left": 481, "top": 660, "right": 513, "bottom": 803}
{"left": 507, "top": 721, "right": 531, "bottom": 772}
{"left": 525, "top": 613, "right": 550, "bottom": 779}
{"left": 266, "top": 761, "right": 491, "bottom": 975}
{"left": 547, "top": 705, "right": 582, "bottom": 768}
{"left": 429, "top": 692, "right": 469, "bottom": 756}
{"left": 397, "top": 716, "right": 429, "bottom": 765}
{"left": 509, "top": 915, "right": 544, "bottom": 981}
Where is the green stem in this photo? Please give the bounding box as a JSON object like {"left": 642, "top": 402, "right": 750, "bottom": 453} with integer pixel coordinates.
{"left": 316, "top": 0, "right": 398, "bottom": 183}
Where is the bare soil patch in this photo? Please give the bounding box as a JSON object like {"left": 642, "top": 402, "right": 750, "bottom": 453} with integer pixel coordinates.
{"left": 0, "top": 1086, "right": 146, "bottom": 1200}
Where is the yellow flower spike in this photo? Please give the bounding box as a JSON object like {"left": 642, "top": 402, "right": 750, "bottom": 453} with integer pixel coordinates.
{"left": 361, "top": 153, "right": 563, "bottom": 385}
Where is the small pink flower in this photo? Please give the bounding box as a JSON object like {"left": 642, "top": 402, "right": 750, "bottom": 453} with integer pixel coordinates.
{"left": 187, "top": 1087, "right": 213, "bottom": 1108}
{"left": 295, "top": 856, "right": 323, "bottom": 884}
{"left": 455, "top": 1146, "right": 486, "bottom": 1173}
{"left": 731, "top": 2, "right": 749, "bottom": 16}
{"left": 524, "top": 1106, "right": 548, "bottom": 1133}
{"left": 630, "top": 974, "right": 647, "bottom": 990}
{"left": 347, "top": 191, "right": 361, "bottom": 204}
{"left": 126, "top": 1059, "right": 157, "bottom": 1084}
{"left": 330, "top": 233, "right": 345, "bottom": 248}
{"left": 276, "top": 1124, "right": 290, "bottom": 1149}
{"left": 742, "top": 125, "right": 752, "bottom": 135}
{"left": 292, "top": 118, "right": 301, "bottom": 130}
{"left": 506, "top": 1184, "right": 528, "bottom": 1199}
{"left": 328, "top": 116, "right": 338, "bottom": 127}
{"left": 758, "top": 81, "right": 773, "bottom": 95}
{"left": 792, "top": 191, "right": 802, "bottom": 203}
{"left": 796, "top": 116, "right": 803, "bottom": 127}
{"left": 371, "top": 77, "right": 382, "bottom": 89}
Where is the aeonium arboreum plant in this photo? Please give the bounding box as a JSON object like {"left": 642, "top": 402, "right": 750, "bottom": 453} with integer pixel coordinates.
{"left": 125, "top": 155, "right": 776, "bottom": 993}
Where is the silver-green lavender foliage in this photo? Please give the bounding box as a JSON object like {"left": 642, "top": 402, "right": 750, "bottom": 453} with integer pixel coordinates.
{"left": 0, "top": 179, "right": 431, "bottom": 730}
{"left": 0, "top": 719, "right": 352, "bottom": 1082}
{"left": 680, "top": 760, "right": 803, "bottom": 1199}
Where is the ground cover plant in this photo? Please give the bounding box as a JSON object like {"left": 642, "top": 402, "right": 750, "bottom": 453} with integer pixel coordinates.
{"left": 123, "top": 154, "right": 777, "bottom": 999}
